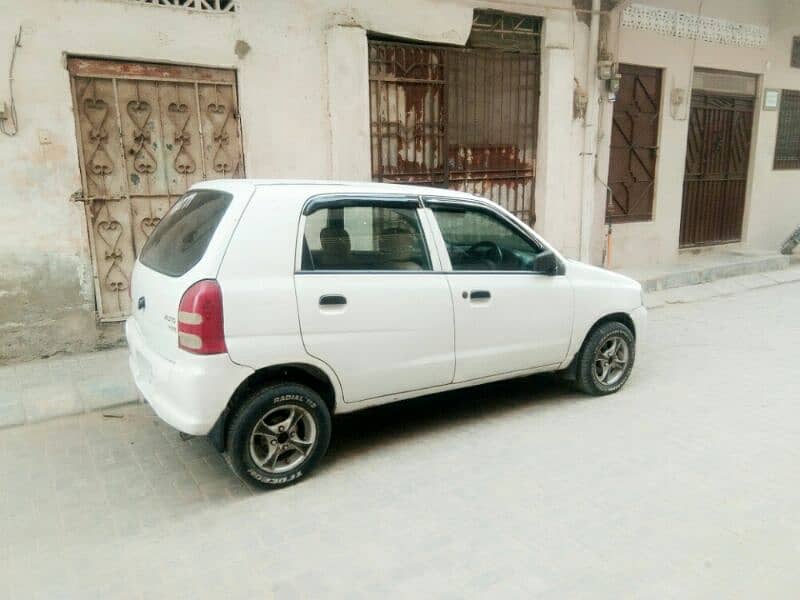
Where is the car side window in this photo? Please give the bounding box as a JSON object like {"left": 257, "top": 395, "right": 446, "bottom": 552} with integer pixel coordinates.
{"left": 302, "top": 203, "right": 431, "bottom": 271}
{"left": 431, "top": 204, "right": 542, "bottom": 271}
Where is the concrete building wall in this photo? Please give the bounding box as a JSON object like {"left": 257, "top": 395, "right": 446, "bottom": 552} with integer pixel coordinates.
{"left": 1, "top": 0, "right": 798, "bottom": 363}
{"left": 602, "top": 0, "right": 800, "bottom": 268}
{"left": 0, "top": 0, "right": 587, "bottom": 362}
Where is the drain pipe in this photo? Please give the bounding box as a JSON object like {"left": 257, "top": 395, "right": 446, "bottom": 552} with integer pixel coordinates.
{"left": 579, "top": 0, "right": 601, "bottom": 262}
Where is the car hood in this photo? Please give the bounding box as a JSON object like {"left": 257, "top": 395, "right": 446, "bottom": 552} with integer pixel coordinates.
{"left": 565, "top": 259, "right": 641, "bottom": 289}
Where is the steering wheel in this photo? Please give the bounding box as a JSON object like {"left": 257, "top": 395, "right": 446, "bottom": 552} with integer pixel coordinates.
{"left": 465, "top": 240, "right": 503, "bottom": 266}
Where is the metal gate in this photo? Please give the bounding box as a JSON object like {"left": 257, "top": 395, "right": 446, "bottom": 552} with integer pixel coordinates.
{"left": 368, "top": 39, "right": 539, "bottom": 225}
{"left": 679, "top": 91, "right": 754, "bottom": 247}
{"left": 68, "top": 58, "right": 244, "bottom": 319}
{"left": 606, "top": 64, "right": 661, "bottom": 223}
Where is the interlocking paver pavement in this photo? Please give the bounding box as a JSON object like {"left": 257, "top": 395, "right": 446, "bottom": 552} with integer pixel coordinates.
{"left": 1, "top": 282, "right": 799, "bottom": 598}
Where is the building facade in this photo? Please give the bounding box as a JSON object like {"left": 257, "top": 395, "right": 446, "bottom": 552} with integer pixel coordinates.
{"left": 1, "top": 0, "right": 799, "bottom": 362}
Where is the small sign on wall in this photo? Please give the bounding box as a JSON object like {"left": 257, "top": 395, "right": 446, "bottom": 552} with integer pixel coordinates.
{"left": 763, "top": 89, "right": 781, "bottom": 111}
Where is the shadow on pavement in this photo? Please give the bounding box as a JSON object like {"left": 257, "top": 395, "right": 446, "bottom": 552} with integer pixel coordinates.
{"left": 324, "top": 373, "right": 581, "bottom": 468}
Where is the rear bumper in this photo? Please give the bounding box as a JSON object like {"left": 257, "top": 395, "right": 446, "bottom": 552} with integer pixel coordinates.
{"left": 126, "top": 318, "right": 253, "bottom": 436}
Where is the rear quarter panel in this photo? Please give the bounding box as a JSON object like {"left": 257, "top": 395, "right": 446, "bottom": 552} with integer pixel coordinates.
{"left": 216, "top": 187, "right": 343, "bottom": 403}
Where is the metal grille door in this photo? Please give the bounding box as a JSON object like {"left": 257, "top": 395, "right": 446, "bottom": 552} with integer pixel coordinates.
{"left": 368, "top": 41, "right": 540, "bottom": 225}
{"left": 606, "top": 64, "right": 661, "bottom": 223}
{"left": 68, "top": 58, "right": 244, "bottom": 319}
{"left": 679, "top": 91, "right": 754, "bottom": 247}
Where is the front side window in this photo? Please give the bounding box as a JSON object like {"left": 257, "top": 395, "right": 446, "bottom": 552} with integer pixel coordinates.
{"left": 431, "top": 204, "right": 541, "bottom": 271}
{"left": 302, "top": 203, "right": 431, "bottom": 271}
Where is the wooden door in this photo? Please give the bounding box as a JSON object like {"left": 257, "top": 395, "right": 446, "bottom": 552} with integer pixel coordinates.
{"left": 68, "top": 58, "right": 244, "bottom": 319}
{"left": 606, "top": 64, "right": 662, "bottom": 223}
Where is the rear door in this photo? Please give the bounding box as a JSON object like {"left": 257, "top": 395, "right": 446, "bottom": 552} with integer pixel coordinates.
{"left": 130, "top": 186, "right": 247, "bottom": 361}
{"left": 294, "top": 196, "right": 455, "bottom": 403}
{"left": 426, "top": 199, "right": 573, "bottom": 382}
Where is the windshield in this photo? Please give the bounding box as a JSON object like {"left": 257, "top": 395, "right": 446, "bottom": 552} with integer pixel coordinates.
{"left": 139, "top": 189, "right": 232, "bottom": 277}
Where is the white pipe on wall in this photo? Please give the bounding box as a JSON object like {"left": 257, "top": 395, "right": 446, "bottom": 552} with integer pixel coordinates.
{"left": 579, "top": 0, "right": 601, "bottom": 262}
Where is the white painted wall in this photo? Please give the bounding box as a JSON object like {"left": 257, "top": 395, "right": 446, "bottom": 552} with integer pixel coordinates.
{"left": 603, "top": 0, "right": 800, "bottom": 268}
{"left": 1, "top": 0, "right": 798, "bottom": 361}
{"left": 0, "top": 0, "right": 584, "bottom": 361}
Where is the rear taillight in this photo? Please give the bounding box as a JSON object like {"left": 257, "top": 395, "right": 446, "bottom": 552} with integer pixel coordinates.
{"left": 177, "top": 279, "right": 227, "bottom": 355}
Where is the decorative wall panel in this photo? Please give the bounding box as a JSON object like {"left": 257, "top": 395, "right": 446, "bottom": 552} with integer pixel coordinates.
{"left": 622, "top": 4, "right": 768, "bottom": 49}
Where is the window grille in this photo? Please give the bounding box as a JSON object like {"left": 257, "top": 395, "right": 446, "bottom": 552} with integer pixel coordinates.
{"left": 468, "top": 10, "right": 542, "bottom": 53}
{"left": 792, "top": 36, "right": 800, "bottom": 68}
{"left": 128, "top": 0, "right": 237, "bottom": 13}
{"left": 775, "top": 90, "right": 800, "bottom": 170}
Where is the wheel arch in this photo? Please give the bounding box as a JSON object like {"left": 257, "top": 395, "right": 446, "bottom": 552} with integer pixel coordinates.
{"left": 208, "top": 362, "right": 337, "bottom": 452}
{"left": 562, "top": 311, "right": 637, "bottom": 379}
{"left": 587, "top": 312, "right": 636, "bottom": 340}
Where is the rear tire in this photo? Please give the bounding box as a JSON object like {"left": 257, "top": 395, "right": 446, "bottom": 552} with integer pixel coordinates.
{"left": 226, "top": 383, "right": 331, "bottom": 490}
{"left": 575, "top": 321, "right": 635, "bottom": 396}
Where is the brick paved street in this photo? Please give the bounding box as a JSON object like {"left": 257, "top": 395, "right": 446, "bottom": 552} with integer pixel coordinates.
{"left": 1, "top": 282, "right": 799, "bottom": 599}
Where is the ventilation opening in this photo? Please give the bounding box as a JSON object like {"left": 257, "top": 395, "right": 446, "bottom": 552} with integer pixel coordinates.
{"left": 692, "top": 69, "right": 757, "bottom": 97}
{"left": 132, "top": 0, "right": 237, "bottom": 13}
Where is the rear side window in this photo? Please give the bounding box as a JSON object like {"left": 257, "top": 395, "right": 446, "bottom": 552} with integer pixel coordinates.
{"left": 139, "top": 190, "right": 232, "bottom": 277}
{"left": 302, "top": 204, "right": 431, "bottom": 271}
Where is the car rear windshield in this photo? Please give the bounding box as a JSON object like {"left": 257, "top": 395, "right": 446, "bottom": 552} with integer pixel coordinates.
{"left": 139, "top": 189, "right": 232, "bottom": 277}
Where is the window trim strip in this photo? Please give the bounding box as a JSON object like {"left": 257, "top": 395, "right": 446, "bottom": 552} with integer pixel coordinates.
{"left": 302, "top": 193, "right": 423, "bottom": 216}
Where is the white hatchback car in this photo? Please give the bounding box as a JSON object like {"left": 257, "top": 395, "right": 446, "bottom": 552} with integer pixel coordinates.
{"left": 127, "top": 180, "right": 646, "bottom": 488}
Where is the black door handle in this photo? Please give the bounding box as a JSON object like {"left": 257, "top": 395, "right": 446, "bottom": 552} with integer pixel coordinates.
{"left": 470, "top": 290, "right": 491, "bottom": 300}
{"left": 319, "top": 294, "right": 347, "bottom": 306}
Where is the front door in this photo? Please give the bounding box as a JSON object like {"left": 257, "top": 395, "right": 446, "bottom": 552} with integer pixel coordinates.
{"left": 427, "top": 201, "right": 573, "bottom": 383}
{"left": 294, "top": 197, "right": 455, "bottom": 403}
{"left": 679, "top": 84, "right": 755, "bottom": 247}
{"left": 606, "top": 64, "right": 662, "bottom": 223}
{"left": 68, "top": 57, "right": 245, "bottom": 319}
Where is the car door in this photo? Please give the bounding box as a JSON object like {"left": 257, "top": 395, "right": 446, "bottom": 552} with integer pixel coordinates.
{"left": 425, "top": 198, "right": 574, "bottom": 383}
{"left": 294, "top": 195, "right": 455, "bottom": 403}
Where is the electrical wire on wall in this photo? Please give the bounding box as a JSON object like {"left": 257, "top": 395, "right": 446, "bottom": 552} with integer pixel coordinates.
{"left": 1, "top": 26, "right": 22, "bottom": 137}
{"left": 670, "top": 0, "right": 703, "bottom": 121}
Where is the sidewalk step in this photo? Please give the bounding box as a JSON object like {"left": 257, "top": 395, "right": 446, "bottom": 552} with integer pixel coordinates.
{"left": 618, "top": 251, "right": 790, "bottom": 293}
{"left": 642, "top": 264, "right": 800, "bottom": 310}
{"left": 0, "top": 348, "right": 139, "bottom": 429}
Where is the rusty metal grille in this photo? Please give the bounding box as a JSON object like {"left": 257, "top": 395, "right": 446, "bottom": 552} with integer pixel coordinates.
{"left": 606, "top": 64, "right": 662, "bottom": 223}
{"left": 774, "top": 89, "right": 800, "bottom": 170}
{"left": 68, "top": 57, "right": 244, "bottom": 320}
{"left": 368, "top": 21, "right": 540, "bottom": 225}
{"left": 679, "top": 91, "right": 754, "bottom": 248}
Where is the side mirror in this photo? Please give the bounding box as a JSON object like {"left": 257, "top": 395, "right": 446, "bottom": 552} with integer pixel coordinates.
{"left": 531, "top": 250, "right": 560, "bottom": 275}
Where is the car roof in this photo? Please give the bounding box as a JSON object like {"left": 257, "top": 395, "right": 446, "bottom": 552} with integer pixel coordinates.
{"left": 194, "top": 178, "right": 484, "bottom": 202}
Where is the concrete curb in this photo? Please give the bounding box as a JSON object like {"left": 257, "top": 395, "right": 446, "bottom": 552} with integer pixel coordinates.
{"left": 618, "top": 253, "right": 791, "bottom": 293}
{"left": 0, "top": 348, "right": 140, "bottom": 430}
{"left": 643, "top": 265, "right": 800, "bottom": 310}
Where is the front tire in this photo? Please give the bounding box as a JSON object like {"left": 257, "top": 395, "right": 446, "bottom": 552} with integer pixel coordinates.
{"left": 226, "top": 383, "right": 332, "bottom": 490}
{"left": 575, "top": 321, "right": 635, "bottom": 396}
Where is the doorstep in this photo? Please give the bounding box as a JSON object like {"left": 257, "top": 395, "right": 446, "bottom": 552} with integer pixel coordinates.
{"left": 615, "top": 249, "right": 791, "bottom": 293}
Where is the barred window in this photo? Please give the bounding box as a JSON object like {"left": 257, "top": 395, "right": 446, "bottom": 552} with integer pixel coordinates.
{"left": 774, "top": 90, "right": 800, "bottom": 170}
{"left": 792, "top": 37, "right": 800, "bottom": 68}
